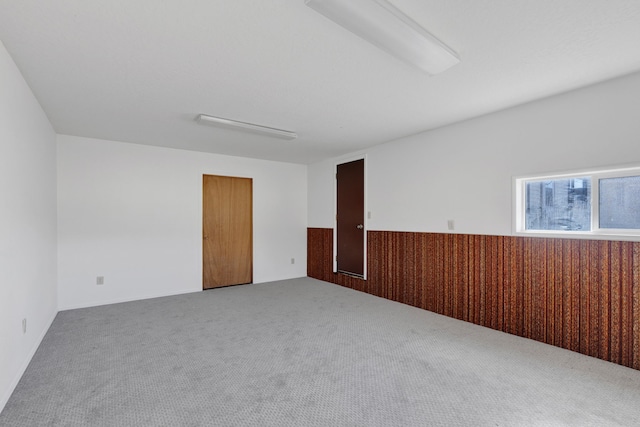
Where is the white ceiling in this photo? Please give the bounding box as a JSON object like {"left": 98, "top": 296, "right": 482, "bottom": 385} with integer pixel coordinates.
{"left": 2, "top": 1, "right": 640, "bottom": 164}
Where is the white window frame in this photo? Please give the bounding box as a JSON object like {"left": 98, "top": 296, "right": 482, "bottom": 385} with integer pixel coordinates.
{"left": 513, "top": 164, "right": 640, "bottom": 241}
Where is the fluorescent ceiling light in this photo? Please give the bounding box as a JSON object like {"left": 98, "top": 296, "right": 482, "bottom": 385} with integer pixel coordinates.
{"left": 305, "top": 0, "right": 459, "bottom": 75}
{"left": 195, "top": 114, "right": 297, "bottom": 140}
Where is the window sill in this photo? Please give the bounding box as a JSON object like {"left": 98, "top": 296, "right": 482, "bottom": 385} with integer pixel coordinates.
{"left": 514, "top": 230, "right": 640, "bottom": 242}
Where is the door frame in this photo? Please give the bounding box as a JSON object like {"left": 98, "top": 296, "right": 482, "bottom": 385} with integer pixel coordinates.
{"left": 334, "top": 154, "right": 367, "bottom": 279}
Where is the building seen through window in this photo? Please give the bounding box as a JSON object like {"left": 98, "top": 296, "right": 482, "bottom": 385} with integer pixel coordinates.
{"left": 525, "top": 177, "right": 591, "bottom": 231}
{"left": 517, "top": 166, "right": 640, "bottom": 238}
{"left": 599, "top": 176, "right": 640, "bottom": 229}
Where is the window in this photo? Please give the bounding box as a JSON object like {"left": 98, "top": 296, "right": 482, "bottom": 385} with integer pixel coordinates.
{"left": 514, "top": 165, "right": 640, "bottom": 239}
{"left": 599, "top": 176, "right": 640, "bottom": 229}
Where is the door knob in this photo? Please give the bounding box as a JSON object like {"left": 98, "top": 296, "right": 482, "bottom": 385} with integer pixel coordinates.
{"left": 356, "top": 224, "right": 364, "bottom": 229}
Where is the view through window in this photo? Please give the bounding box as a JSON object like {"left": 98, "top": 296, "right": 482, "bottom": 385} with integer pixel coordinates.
{"left": 525, "top": 177, "right": 590, "bottom": 231}
{"left": 516, "top": 166, "right": 640, "bottom": 238}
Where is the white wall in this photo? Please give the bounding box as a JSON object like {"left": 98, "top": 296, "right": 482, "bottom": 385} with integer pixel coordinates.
{"left": 0, "top": 41, "right": 58, "bottom": 412}
{"left": 57, "top": 135, "right": 307, "bottom": 310}
{"left": 308, "top": 71, "right": 640, "bottom": 235}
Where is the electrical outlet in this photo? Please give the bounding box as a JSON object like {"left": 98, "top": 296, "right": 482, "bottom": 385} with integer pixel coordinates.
{"left": 96, "top": 276, "right": 104, "bottom": 285}
{"left": 447, "top": 219, "right": 455, "bottom": 231}
{"left": 291, "top": 258, "right": 295, "bottom": 264}
{"left": 22, "top": 318, "right": 27, "bottom": 334}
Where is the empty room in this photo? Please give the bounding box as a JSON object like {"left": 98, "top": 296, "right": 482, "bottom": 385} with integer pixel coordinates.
{"left": 2, "top": 1, "right": 640, "bottom": 425}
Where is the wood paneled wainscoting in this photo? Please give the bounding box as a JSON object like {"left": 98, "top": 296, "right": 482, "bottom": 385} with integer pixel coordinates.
{"left": 307, "top": 228, "right": 640, "bottom": 370}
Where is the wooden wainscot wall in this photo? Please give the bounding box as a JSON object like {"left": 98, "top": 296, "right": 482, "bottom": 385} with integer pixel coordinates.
{"left": 307, "top": 228, "right": 640, "bottom": 370}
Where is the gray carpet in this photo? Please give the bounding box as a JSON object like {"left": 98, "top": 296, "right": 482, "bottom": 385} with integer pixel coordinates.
{"left": 1, "top": 277, "right": 640, "bottom": 426}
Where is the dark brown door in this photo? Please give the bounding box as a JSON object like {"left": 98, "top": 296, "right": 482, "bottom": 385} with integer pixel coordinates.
{"left": 203, "top": 175, "right": 253, "bottom": 289}
{"left": 336, "top": 159, "right": 365, "bottom": 276}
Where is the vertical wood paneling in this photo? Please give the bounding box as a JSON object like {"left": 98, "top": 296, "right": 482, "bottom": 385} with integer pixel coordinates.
{"left": 442, "top": 234, "right": 452, "bottom": 317}
{"left": 533, "top": 238, "right": 547, "bottom": 343}
{"left": 633, "top": 244, "right": 640, "bottom": 370}
{"left": 414, "top": 233, "right": 426, "bottom": 310}
{"left": 417, "top": 233, "right": 430, "bottom": 311}
{"left": 307, "top": 228, "right": 639, "bottom": 370}
{"left": 366, "top": 231, "right": 379, "bottom": 297}
{"left": 515, "top": 238, "right": 526, "bottom": 337}
{"left": 502, "top": 237, "right": 512, "bottom": 334}
{"left": 553, "top": 239, "right": 564, "bottom": 348}
{"left": 561, "top": 240, "right": 571, "bottom": 350}
{"left": 545, "top": 238, "right": 556, "bottom": 345}
{"left": 504, "top": 237, "right": 518, "bottom": 336}
{"left": 621, "top": 242, "right": 633, "bottom": 367}
{"left": 478, "top": 235, "right": 487, "bottom": 327}
{"left": 428, "top": 234, "right": 437, "bottom": 310}
{"left": 538, "top": 239, "right": 556, "bottom": 344}
{"left": 486, "top": 236, "right": 496, "bottom": 329}
{"left": 406, "top": 232, "right": 418, "bottom": 308}
{"left": 611, "top": 241, "right": 622, "bottom": 365}
{"left": 496, "top": 236, "right": 505, "bottom": 332}
{"left": 570, "top": 239, "right": 581, "bottom": 353}
{"left": 599, "top": 241, "right": 611, "bottom": 361}
{"left": 452, "top": 234, "right": 464, "bottom": 321}
{"left": 388, "top": 232, "right": 398, "bottom": 302}
{"left": 523, "top": 238, "right": 534, "bottom": 339}
{"left": 467, "top": 235, "right": 477, "bottom": 324}
{"left": 579, "top": 239, "right": 590, "bottom": 356}
{"left": 588, "top": 240, "right": 600, "bottom": 359}
{"left": 306, "top": 228, "right": 332, "bottom": 281}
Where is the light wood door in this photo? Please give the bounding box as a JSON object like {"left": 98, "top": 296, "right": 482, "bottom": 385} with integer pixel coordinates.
{"left": 336, "top": 159, "right": 365, "bottom": 277}
{"left": 203, "top": 175, "right": 253, "bottom": 289}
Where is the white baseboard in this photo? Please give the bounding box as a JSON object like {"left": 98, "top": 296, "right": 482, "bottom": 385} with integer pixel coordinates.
{"left": 58, "top": 288, "right": 200, "bottom": 311}
{"left": 0, "top": 309, "right": 58, "bottom": 414}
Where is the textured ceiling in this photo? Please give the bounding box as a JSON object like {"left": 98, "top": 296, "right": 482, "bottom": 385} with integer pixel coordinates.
{"left": 1, "top": 0, "right": 640, "bottom": 164}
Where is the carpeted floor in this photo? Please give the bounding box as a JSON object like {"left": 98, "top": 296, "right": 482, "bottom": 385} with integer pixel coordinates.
{"left": 1, "top": 277, "right": 640, "bottom": 426}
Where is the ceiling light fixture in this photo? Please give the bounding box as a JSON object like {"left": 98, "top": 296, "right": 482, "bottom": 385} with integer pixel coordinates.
{"left": 195, "top": 114, "right": 298, "bottom": 140}
{"left": 305, "top": 0, "right": 459, "bottom": 75}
